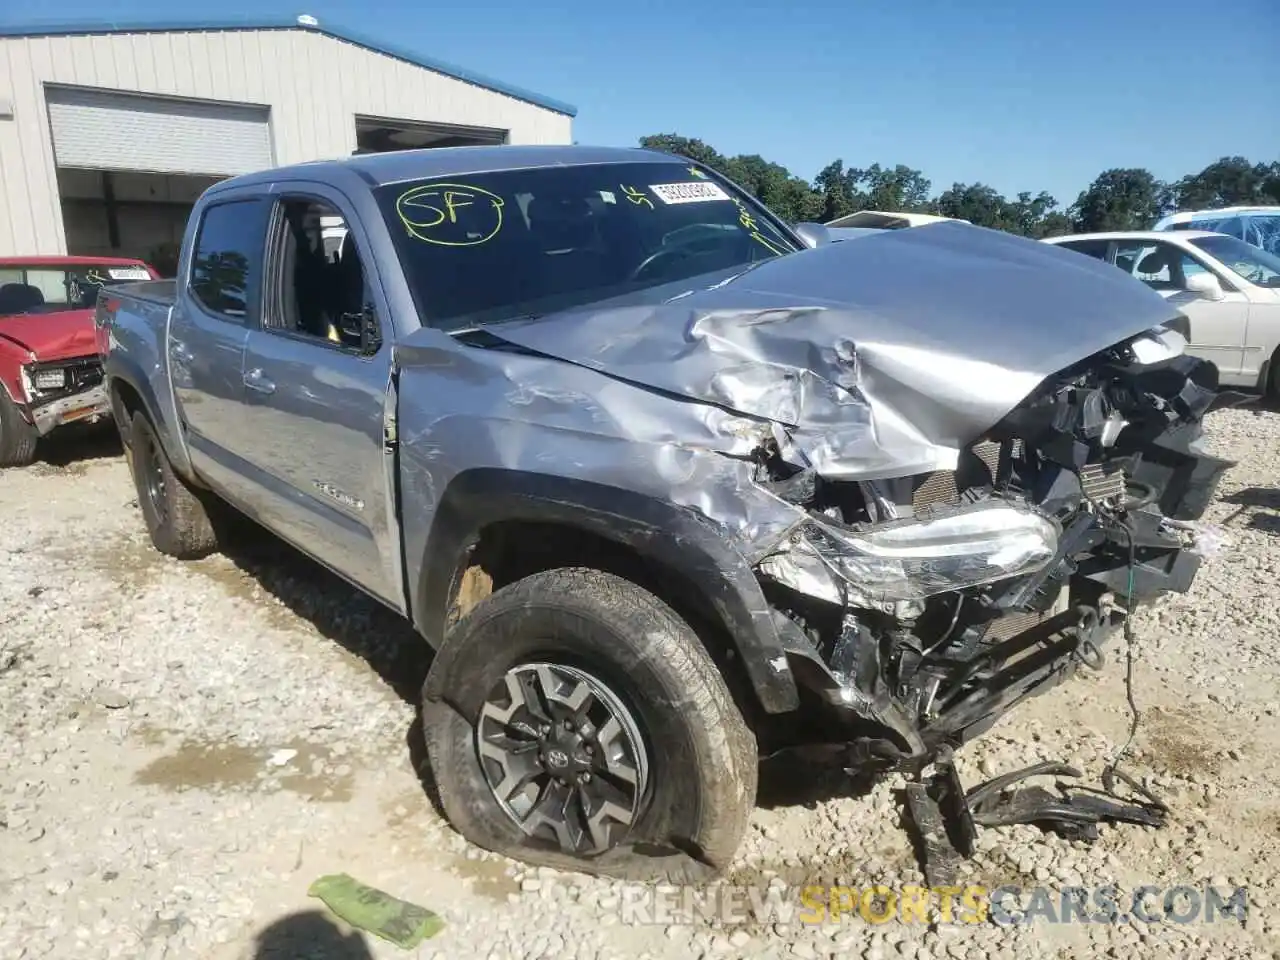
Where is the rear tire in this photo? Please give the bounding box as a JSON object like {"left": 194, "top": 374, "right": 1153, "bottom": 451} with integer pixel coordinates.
{"left": 128, "top": 411, "right": 219, "bottom": 559}
{"left": 0, "top": 390, "right": 38, "bottom": 468}
{"left": 422, "top": 567, "right": 758, "bottom": 882}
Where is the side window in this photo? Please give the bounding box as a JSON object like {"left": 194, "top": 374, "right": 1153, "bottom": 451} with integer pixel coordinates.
{"left": 267, "top": 197, "right": 378, "bottom": 353}
{"left": 190, "top": 199, "right": 266, "bottom": 320}
{"left": 1211, "top": 217, "right": 1244, "bottom": 240}
{"left": 1055, "top": 239, "right": 1110, "bottom": 261}
{"left": 1118, "top": 241, "right": 1211, "bottom": 291}
{"left": 1112, "top": 241, "right": 1151, "bottom": 277}
{"left": 1244, "top": 215, "right": 1280, "bottom": 255}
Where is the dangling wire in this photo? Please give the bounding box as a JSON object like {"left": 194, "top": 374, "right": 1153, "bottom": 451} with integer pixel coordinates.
{"left": 1101, "top": 515, "right": 1141, "bottom": 794}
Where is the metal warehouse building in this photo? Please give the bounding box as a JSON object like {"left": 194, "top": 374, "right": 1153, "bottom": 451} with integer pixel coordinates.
{"left": 0, "top": 15, "right": 576, "bottom": 267}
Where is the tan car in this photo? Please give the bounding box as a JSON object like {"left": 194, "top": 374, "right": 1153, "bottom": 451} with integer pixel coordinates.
{"left": 1044, "top": 229, "right": 1280, "bottom": 400}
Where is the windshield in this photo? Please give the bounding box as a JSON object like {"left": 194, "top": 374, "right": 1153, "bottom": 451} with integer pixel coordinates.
{"left": 1188, "top": 235, "right": 1280, "bottom": 287}
{"left": 0, "top": 262, "right": 153, "bottom": 315}
{"left": 373, "top": 160, "right": 800, "bottom": 330}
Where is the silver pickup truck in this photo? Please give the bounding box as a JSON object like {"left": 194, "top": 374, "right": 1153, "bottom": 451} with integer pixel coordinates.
{"left": 98, "top": 144, "right": 1230, "bottom": 882}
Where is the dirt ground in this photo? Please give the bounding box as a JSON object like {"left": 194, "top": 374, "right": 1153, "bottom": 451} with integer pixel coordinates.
{"left": 1, "top": 406, "right": 1278, "bottom": 960}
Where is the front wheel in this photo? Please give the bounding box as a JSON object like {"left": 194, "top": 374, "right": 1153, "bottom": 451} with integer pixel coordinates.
{"left": 0, "top": 390, "right": 38, "bottom": 468}
{"left": 421, "top": 567, "right": 758, "bottom": 882}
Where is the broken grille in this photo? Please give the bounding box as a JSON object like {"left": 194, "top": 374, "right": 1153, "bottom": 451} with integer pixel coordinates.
{"left": 910, "top": 440, "right": 1006, "bottom": 513}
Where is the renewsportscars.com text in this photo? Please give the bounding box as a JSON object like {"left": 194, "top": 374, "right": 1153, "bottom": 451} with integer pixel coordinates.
{"left": 613, "top": 882, "right": 1249, "bottom": 927}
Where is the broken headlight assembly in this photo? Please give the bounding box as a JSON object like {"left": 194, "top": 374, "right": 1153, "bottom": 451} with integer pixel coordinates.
{"left": 761, "top": 499, "right": 1060, "bottom": 609}
{"left": 31, "top": 367, "right": 68, "bottom": 392}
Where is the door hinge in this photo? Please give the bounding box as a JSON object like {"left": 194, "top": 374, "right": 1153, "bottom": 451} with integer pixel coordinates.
{"left": 383, "top": 418, "right": 398, "bottom": 452}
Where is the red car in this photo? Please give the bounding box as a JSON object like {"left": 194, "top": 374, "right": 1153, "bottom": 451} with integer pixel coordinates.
{"left": 0, "top": 255, "right": 160, "bottom": 467}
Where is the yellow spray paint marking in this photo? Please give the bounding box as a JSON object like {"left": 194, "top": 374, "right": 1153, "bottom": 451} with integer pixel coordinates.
{"left": 732, "top": 197, "right": 788, "bottom": 255}
{"left": 688, "top": 166, "right": 708, "bottom": 179}
{"left": 396, "top": 183, "right": 505, "bottom": 247}
{"left": 620, "top": 184, "right": 654, "bottom": 209}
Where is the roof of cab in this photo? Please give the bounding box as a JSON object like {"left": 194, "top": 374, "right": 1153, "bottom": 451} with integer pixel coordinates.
{"left": 206, "top": 144, "right": 688, "bottom": 193}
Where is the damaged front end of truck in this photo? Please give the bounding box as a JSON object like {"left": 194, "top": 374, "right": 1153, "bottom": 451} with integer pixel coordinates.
{"left": 480, "top": 223, "right": 1233, "bottom": 786}
{"left": 750, "top": 325, "right": 1229, "bottom": 774}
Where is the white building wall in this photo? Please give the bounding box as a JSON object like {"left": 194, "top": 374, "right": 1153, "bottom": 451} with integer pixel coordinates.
{"left": 0, "top": 28, "right": 574, "bottom": 255}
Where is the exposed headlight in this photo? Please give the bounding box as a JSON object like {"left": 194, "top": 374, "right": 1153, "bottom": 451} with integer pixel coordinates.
{"left": 33, "top": 368, "right": 67, "bottom": 391}
{"left": 764, "top": 500, "right": 1059, "bottom": 608}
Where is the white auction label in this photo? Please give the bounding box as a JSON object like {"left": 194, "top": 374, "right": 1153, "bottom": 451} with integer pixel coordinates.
{"left": 106, "top": 267, "right": 152, "bottom": 280}
{"left": 647, "top": 181, "right": 731, "bottom": 204}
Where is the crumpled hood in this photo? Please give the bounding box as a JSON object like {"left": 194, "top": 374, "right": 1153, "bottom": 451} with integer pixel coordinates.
{"left": 0, "top": 309, "right": 98, "bottom": 361}
{"left": 485, "top": 222, "right": 1182, "bottom": 478}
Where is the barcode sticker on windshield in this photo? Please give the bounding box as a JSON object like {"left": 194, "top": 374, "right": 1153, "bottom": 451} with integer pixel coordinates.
{"left": 648, "top": 181, "right": 731, "bottom": 204}
{"left": 107, "top": 267, "right": 151, "bottom": 280}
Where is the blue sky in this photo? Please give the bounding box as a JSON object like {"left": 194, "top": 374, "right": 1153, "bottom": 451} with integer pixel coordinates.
{"left": 5, "top": 0, "right": 1277, "bottom": 207}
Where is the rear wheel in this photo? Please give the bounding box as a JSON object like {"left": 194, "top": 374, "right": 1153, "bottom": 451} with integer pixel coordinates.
{"left": 422, "top": 567, "right": 758, "bottom": 882}
{"left": 128, "top": 411, "right": 219, "bottom": 559}
{"left": 1267, "top": 348, "right": 1280, "bottom": 405}
{"left": 0, "top": 390, "right": 38, "bottom": 468}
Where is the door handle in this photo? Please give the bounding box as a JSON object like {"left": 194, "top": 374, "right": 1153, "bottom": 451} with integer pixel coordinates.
{"left": 171, "top": 340, "right": 194, "bottom": 364}
{"left": 244, "top": 368, "right": 276, "bottom": 395}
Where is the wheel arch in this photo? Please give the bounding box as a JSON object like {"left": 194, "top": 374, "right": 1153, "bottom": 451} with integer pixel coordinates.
{"left": 415, "top": 468, "right": 801, "bottom": 716}
{"left": 104, "top": 358, "right": 196, "bottom": 482}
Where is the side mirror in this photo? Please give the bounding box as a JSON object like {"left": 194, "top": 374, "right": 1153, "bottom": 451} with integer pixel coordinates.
{"left": 792, "top": 222, "right": 831, "bottom": 249}
{"left": 1184, "top": 272, "right": 1225, "bottom": 301}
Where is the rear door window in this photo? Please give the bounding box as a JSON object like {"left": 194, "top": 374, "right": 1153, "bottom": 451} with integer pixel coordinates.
{"left": 189, "top": 198, "right": 269, "bottom": 322}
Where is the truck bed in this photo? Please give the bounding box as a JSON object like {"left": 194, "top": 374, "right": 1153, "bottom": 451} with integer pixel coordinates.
{"left": 107, "top": 278, "right": 177, "bottom": 306}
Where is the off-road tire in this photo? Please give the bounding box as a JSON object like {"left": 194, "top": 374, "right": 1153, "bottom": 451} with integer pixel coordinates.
{"left": 128, "top": 410, "right": 219, "bottom": 559}
{"left": 422, "top": 567, "right": 758, "bottom": 882}
{"left": 0, "top": 390, "right": 38, "bottom": 468}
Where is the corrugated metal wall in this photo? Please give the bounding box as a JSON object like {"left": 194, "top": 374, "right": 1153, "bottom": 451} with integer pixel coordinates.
{"left": 0, "top": 28, "right": 574, "bottom": 255}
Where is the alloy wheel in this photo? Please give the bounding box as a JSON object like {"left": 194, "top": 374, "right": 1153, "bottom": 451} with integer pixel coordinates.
{"left": 475, "top": 661, "right": 649, "bottom": 856}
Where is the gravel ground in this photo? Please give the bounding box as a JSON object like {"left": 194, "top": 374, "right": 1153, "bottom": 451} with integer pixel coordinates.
{"left": 2, "top": 407, "right": 1279, "bottom": 960}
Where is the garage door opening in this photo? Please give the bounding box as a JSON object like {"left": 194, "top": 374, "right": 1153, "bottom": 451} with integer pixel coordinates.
{"left": 46, "top": 85, "right": 274, "bottom": 276}
{"left": 58, "top": 169, "right": 222, "bottom": 277}
{"left": 354, "top": 115, "right": 507, "bottom": 154}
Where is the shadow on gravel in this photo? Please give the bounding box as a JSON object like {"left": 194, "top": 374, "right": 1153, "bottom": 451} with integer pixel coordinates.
{"left": 251, "top": 909, "right": 373, "bottom": 959}
{"left": 215, "top": 525, "right": 432, "bottom": 703}
{"left": 1220, "top": 486, "right": 1280, "bottom": 536}
{"left": 212, "top": 521, "right": 445, "bottom": 817}
{"left": 30, "top": 422, "right": 122, "bottom": 471}
{"left": 755, "top": 749, "right": 878, "bottom": 810}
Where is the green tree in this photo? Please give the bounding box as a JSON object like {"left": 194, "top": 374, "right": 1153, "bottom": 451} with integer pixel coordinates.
{"left": 813, "top": 160, "right": 861, "bottom": 222}
{"left": 1170, "top": 156, "right": 1279, "bottom": 209}
{"left": 1071, "top": 168, "right": 1166, "bottom": 231}
{"left": 637, "top": 134, "right": 727, "bottom": 172}
{"left": 1007, "top": 191, "right": 1063, "bottom": 238}
{"left": 861, "top": 163, "right": 933, "bottom": 213}
{"left": 934, "top": 182, "right": 1016, "bottom": 231}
